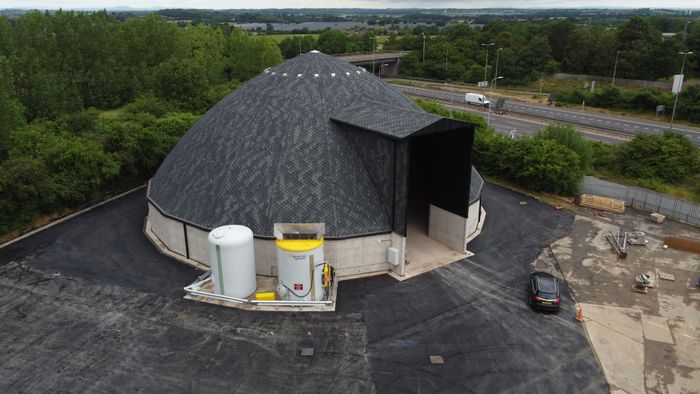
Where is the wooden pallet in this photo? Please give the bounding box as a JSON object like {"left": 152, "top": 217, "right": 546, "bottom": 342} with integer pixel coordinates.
{"left": 580, "top": 194, "right": 625, "bottom": 214}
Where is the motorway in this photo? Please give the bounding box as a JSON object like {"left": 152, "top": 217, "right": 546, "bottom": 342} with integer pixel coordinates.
{"left": 394, "top": 84, "right": 700, "bottom": 146}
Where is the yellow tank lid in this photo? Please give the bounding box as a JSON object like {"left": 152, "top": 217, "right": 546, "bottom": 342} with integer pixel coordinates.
{"left": 276, "top": 238, "right": 324, "bottom": 252}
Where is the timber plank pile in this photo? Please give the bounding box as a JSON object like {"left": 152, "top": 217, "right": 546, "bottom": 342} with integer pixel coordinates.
{"left": 579, "top": 194, "right": 625, "bottom": 214}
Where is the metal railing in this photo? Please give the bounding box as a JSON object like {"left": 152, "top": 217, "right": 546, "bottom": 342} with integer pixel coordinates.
{"left": 581, "top": 177, "right": 700, "bottom": 227}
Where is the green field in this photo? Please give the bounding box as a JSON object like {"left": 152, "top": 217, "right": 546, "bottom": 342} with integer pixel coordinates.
{"left": 265, "top": 34, "right": 319, "bottom": 43}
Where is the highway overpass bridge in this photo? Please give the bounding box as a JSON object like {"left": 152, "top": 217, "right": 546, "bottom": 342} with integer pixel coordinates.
{"left": 335, "top": 51, "right": 411, "bottom": 77}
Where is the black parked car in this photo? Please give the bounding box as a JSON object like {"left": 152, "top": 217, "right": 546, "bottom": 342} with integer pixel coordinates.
{"left": 528, "top": 272, "right": 561, "bottom": 312}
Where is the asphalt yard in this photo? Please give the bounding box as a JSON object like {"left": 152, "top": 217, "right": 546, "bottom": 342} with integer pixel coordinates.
{"left": 0, "top": 184, "right": 608, "bottom": 393}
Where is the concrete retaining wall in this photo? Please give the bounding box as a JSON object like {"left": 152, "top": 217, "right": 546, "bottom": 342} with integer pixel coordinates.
{"left": 147, "top": 204, "right": 397, "bottom": 279}
{"left": 428, "top": 204, "right": 468, "bottom": 253}
{"left": 466, "top": 200, "right": 481, "bottom": 240}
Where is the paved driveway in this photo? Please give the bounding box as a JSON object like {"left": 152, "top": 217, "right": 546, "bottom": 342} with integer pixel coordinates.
{"left": 0, "top": 184, "right": 607, "bottom": 393}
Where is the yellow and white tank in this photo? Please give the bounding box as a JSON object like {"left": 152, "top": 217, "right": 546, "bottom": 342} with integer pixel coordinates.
{"left": 275, "top": 238, "right": 325, "bottom": 301}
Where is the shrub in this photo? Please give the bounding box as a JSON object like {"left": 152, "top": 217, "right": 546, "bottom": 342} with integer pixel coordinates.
{"left": 151, "top": 59, "right": 210, "bottom": 111}
{"left": 123, "top": 95, "right": 176, "bottom": 117}
{"left": 535, "top": 124, "right": 592, "bottom": 171}
{"left": 617, "top": 132, "right": 699, "bottom": 184}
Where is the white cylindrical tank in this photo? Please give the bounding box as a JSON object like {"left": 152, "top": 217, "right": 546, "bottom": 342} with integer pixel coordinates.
{"left": 275, "top": 239, "right": 324, "bottom": 301}
{"left": 208, "top": 225, "right": 256, "bottom": 298}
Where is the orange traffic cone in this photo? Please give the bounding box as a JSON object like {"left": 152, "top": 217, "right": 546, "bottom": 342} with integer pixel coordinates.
{"left": 576, "top": 307, "right": 584, "bottom": 322}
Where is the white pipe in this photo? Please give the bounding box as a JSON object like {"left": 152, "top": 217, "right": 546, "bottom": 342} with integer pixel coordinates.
{"left": 184, "top": 277, "right": 333, "bottom": 308}
{"left": 250, "top": 300, "right": 333, "bottom": 306}
{"left": 185, "top": 288, "right": 248, "bottom": 304}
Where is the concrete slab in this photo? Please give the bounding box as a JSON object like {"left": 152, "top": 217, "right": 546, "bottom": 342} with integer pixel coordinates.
{"left": 581, "top": 303, "right": 645, "bottom": 394}
{"left": 580, "top": 303, "right": 644, "bottom": 343}
{"left": 664, "top": 323, "right": 700, "bottom": 394}
{"left": 391, "top": 222, "right": 472, "bottom": 281}
{"left": 642, "top": 314, "right": 674, "bottom": 344}
{"left": 553, "top": 206, "right": 700, "bottom": 394}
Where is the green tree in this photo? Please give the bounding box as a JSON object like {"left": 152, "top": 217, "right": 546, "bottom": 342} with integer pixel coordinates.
{"left": 675, "top": 85, "right": 700, "bottom": 123}
{"left": 226, "top": 29, "right": 283, "bottom": 81}
{"left": 547, "top": 20, "right": 575, "bottom": 63}
{"left": 516, "top": 35, "right": 553, "bottom": 81}
{"left": 0, "top": 16, "right": 13, "bottom": 57}
{"left": 182, "top": 24, "right": 228, "bottom": 84}
{"left": 535, "top": 124, "right": 592, "bottom": 171}
{"left": 504, "top": 137, "right": 584, "bottom": 196}
{"left": 384, "top": 31, "right": 399, "bottom": 50}
{"left": 617, "top": 17, "right": 663, "bottom": 79}
{"left": 0, "top": 158, "right": 57, "bottom": 232}
{"left": 152, "top": 59, "right": 209, "bottom": 111}
{"left": 562, "top": 28, "right": 596, "bottom": 74}
{"left": 618, "top": 132, "right": 699, "bottom": 184}
{"left": 278, "top": 36, "right": 317, "bottom": 58}
{"left": 317, "top": 29, "right": 349, "bottom": 54}
{"left": 0, "top": 56, "right": 25, "bottom": 154}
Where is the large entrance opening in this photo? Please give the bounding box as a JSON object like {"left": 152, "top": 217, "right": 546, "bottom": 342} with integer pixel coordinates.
{"left": 403, "top": 130, "right": 472, "bottom": 278}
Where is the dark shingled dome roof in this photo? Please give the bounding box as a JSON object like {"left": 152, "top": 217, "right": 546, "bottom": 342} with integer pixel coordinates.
{"left": 148, "top": 51, "right": 479, "bottom": 238}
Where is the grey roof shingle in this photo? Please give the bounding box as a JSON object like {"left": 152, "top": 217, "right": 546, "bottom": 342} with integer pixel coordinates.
{"left": 148, "top": 51, "right": 481, "bottom": 238}
{"left": 331, "top": 100, "right": 443, "bottom": 139}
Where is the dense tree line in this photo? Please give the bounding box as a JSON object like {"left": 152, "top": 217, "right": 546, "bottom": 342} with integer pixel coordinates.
{"left": 0, "top": 11, "right": 282, "bottom": 236}
{"left": 280, "top": 16, "right": 697, "bottom": 83}
{"left": 277, "top": 15, "right": 698, "bottom": 121}
{"left": 0, "top": 11, "right": 281, "bottom": 123}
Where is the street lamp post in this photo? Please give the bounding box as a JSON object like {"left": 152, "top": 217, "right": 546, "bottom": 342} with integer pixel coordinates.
{"left": 372, "top": 36, "right": 376, "bottom": 74}
{"left": 670, "top": 51, "right": 694, "bottom": 131}
{"left": 487, "top": 76, "right": 503, "bottom": 128}
{"left": 445, "top": 45, "right": 449, "bottom": 80}
{"left": 612, "top": 50, "right": 621, "bottom": 87}
{"left": 493, "top": 48, "right": 503, "bottom": 90}
{"left": 421, "top": 32, "right": 426, "bottom": 63}
{"left": 481, "top": 42, "right": 495, "bottom": 97}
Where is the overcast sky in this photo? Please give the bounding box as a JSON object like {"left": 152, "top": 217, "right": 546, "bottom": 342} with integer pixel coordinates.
{"left": 0, "top": 1, "right": 697, "bottom": 10}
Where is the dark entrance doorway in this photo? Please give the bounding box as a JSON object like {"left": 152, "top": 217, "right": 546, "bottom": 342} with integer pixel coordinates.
{"left": 403, "top": 130, "right": 471, "bottom": 274}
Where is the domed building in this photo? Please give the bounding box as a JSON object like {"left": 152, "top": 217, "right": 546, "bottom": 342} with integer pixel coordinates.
{"left": 146, "top": 51, "right": 484, "bottom": 280}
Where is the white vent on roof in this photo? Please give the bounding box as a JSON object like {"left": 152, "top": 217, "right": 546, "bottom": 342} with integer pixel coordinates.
{"left": 314, "top": 73, "right": 319, "bottom": 78}
{"left": 356, "top": 70, "right": 361, "bottom": 74}
{"left": 345, "top": 72, "right": 351, "bottom": 76}
{"left": 330, "top": 73, "right": 336, "bottom": 77}
{"left": 282, "top": 73, "right": 288, "bottom": 77}
{"left": 310, "top": 50, "right": 320, "bottom": 54}
{"left": 264, "top": 70, "right": 270, "bottom": 74}
{"left": 271, "top": 72, "right": 276, "bottom": 75}
{"left": 297, "top": 73, "right": 303, "bottom": 78}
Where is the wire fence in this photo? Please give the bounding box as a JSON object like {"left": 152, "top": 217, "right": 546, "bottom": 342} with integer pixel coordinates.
{"left": 581, "top": 177, "right": 700, "bottom": 228}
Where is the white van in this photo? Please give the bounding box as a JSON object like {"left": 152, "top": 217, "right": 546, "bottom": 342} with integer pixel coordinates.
{"left": 464, "top": 93, "right": 490, "bottom": 107}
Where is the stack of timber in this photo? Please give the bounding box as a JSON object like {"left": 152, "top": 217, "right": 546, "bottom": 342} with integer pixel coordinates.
{"left": 579, "top": 194, "right": 625, "bottom": 214}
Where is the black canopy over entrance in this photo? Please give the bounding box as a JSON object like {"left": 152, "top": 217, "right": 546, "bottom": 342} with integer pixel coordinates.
{"left": 331, "top": 100, "right": 475, "bottom": 237}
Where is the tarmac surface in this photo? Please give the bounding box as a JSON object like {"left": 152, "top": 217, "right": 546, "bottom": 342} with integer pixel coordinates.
{"left": 0, "top": 184, "right": 608, "bottom": 393}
